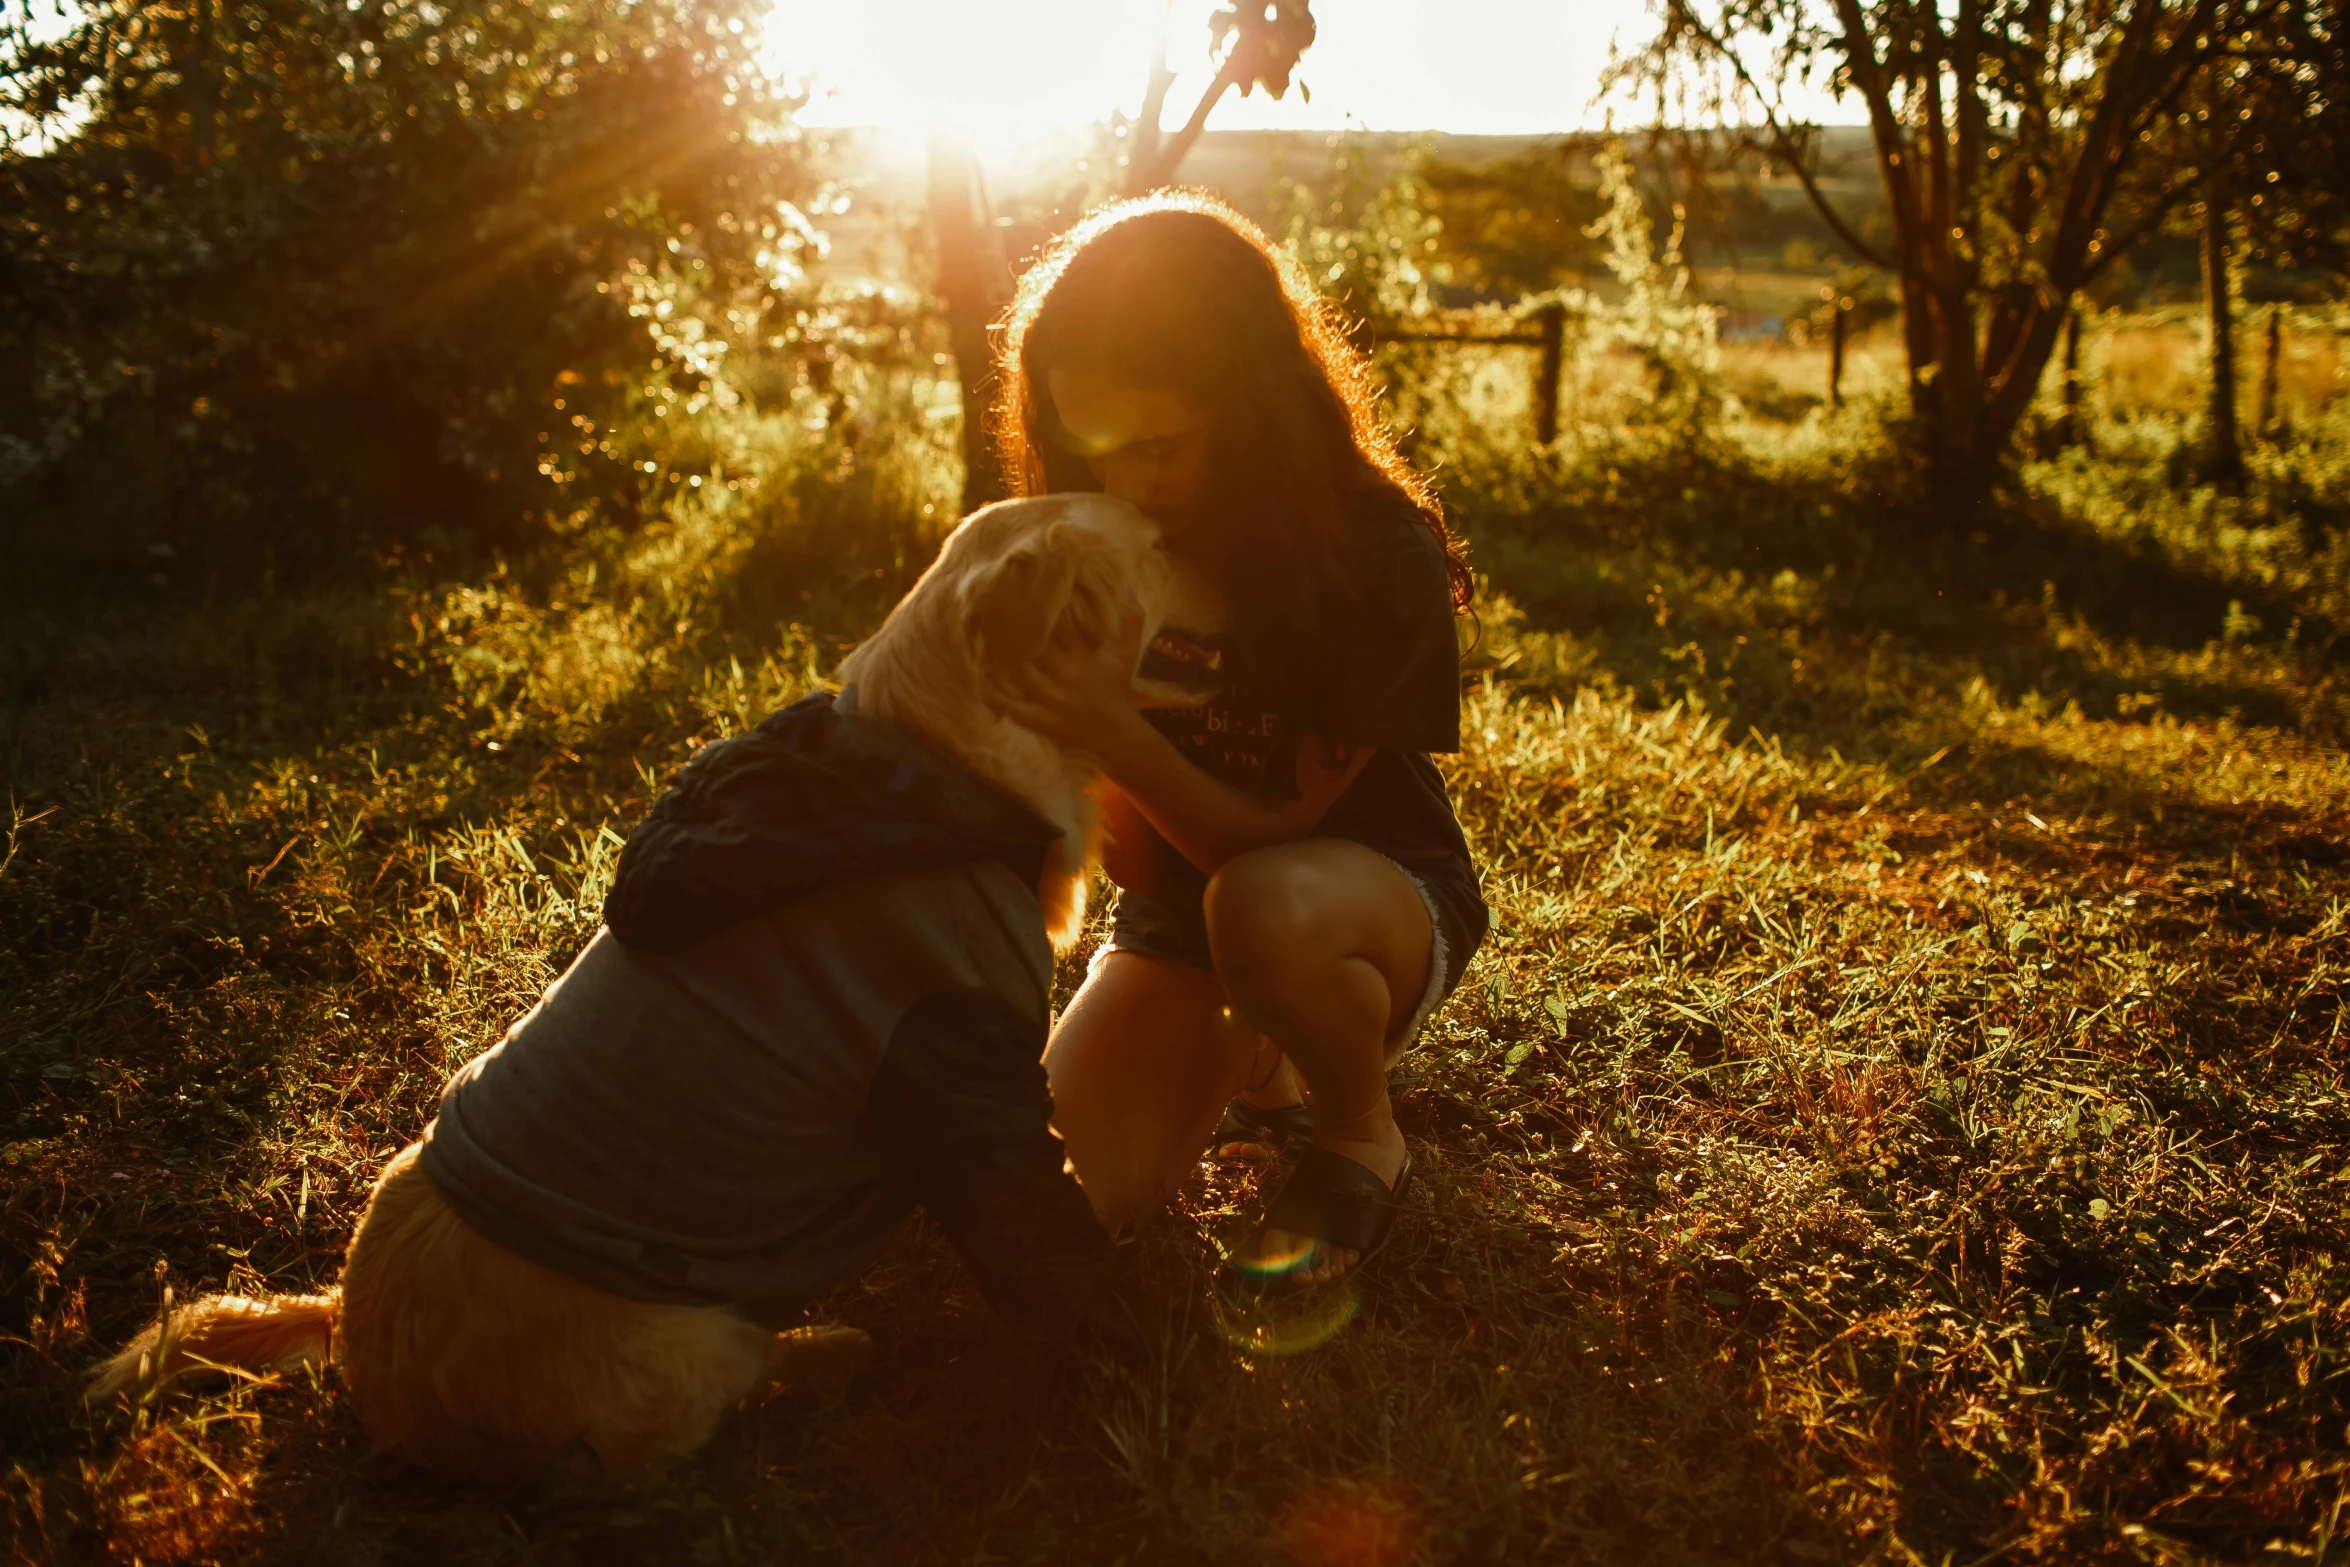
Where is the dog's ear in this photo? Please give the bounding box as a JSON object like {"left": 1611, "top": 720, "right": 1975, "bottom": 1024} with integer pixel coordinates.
{"left": 964, "top": 531, "right": 1080, "bottom": 671}
{"left": 1054, "top": 548, "right": 1124, "bottom": 652}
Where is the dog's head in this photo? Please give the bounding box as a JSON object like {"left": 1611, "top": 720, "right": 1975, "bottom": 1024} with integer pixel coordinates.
{"left": 837, "top": 494, "right": 1230, "bottom": 949}
{"left": 941, "top": 494, "right": 1229, "bottom": 708}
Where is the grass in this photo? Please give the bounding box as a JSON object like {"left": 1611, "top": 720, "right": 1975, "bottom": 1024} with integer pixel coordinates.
{"left": 4, "top": 314, "right": 2349, "bottom": 1564}
{"left": 2093, "top": 309, "right": 2342, "bottom": 427}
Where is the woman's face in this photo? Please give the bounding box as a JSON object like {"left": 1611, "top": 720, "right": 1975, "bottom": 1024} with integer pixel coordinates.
{"left": 1046, "top": 362, "right": 1215, "bottom": 549}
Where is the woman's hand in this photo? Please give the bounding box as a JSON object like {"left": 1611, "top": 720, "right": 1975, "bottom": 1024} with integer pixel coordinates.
{"left": 1001, "top": 589, "right": 1382, "bottom": 876}
{"left": 998, "top": 590, "right": 1155, "bottom": 762}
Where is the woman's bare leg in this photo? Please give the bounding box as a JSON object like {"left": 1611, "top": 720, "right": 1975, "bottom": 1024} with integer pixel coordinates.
{"left": 1046, "top": 841, "right": 1432, "bottom": 1280}
{"left": 1045, "top": 949, "right": 1265, "bottom": 1226}
{"left": 1206, "top": 840, "right": 1431, "bottom": 1284}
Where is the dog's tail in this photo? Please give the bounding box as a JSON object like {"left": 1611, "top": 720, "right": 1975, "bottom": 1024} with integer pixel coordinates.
{"left": 86, "top": 1289, "right": 341, "bottom": 1405}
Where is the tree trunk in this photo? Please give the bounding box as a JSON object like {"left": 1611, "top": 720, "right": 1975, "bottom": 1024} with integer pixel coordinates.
{"left": 926, "top": 130, "right": 1012, "bottom": 514}
{"left": 1868, "top": 149, "right": 2000, "bottom": 507}
{"left": 2258, "top": 305, "right": 2282, "bottom": 435}
{"left": 2059, "top": 304, "right": 2083, "bottom": 445}
{"left": 1930, "top": 273, "right": 1991, "bottom": 506}
{"left": 1125, "top": 1, "right": 1176, "bottom": 196}
{"left": 2200, "top": 120, "right": 2243, "bottom": 482}
{"left": 1802, "top": 0, "right": 2218, "bottom": 516}
{"left": 188, "top": 0, "right": 218, "bottom": 168}
{"left": 1126, "top": 54, "right": 1243, "bottom": 194}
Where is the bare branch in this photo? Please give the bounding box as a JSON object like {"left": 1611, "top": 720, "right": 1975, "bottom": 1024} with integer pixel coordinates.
{"left": 1736, "top": 128, "right": 1897, "bottom": 269}
{"left": 1952, "top": 0, "right": 1987, "bottom": 290}
{"left": 1829, "top": 0, "right": 1925, "bottom": 264}
{"left": 1130, "top": 51, "right": 1244, "bottom": 192}
{"left": 1123, "top": 1, "right": 1176, "bottom": 195}
{"left": 1658, "top": 0, "right": 1897, "bottom": 269}
{"left": 2044, "top": 0, "right": 2217, "bottom": 288}
{"left": 2078, "top": 165, "right": 2205, "bottom": 281}
{"left": 1128, "top": 1, "right": 1313, "bottom": 191}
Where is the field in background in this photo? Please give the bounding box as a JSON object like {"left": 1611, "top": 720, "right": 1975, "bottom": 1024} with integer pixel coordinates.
{"left": 4, "top": 277, "right": 2349, "bottom": 1565}
{"left": 1421, "top": 312, "right": 2346, "bottom": 445}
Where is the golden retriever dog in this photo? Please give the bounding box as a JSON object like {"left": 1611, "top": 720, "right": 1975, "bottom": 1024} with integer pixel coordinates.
{"left": 841, "top": 492, "right": 1225, "bottom": 945}
{"left": 88, "top": 494, "right": 1227, "bottom": 1478}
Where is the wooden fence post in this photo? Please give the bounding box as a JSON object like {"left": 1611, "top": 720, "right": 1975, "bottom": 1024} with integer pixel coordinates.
{"left": 1533, "top": 301, "right": 1565, "bottom": 446}
{"left": 1828, "top": 302, "right": 1847, "bottom": 409}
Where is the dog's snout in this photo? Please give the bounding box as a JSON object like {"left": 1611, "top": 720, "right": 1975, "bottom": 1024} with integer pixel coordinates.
{"left": 1158, "top": 552, "right": 1232, "bottom": 639}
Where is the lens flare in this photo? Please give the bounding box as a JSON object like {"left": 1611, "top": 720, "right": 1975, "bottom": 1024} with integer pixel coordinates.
{"left": 1226, "top": 1228, "right": 1320, "bottom": 1279}
{"left": 1273, "top": 1480, "right": 1424, "bottom": 1567}
{"left": 1208, "top": 1271, "right": 1359, "bottom": 1356}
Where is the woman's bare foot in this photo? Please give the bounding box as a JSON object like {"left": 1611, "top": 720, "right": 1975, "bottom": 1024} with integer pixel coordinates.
{"left": 1236, "top": 1094, "right": 1408, "bottom": 1285}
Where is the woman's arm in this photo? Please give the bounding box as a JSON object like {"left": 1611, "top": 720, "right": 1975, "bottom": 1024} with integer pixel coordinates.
{"left": 1092, "top": 781, "right": 1164, "bottom": 893}
{"left": 1003, "top": 596, "right": 1373, "bottom": 876}
{"left": 1083, "top": 709, "right": 1372, "bottom": 875}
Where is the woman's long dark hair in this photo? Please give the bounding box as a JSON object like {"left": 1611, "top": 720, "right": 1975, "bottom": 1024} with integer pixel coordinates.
{"left": 991, "top": 191, "right": 1470, "bottom": 738}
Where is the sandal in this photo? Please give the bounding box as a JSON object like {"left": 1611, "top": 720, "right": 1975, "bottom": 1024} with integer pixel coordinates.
{"left": 1212, "top": 1095, "right": 1316, "bottom": 1149}
{"left": 1229, "top": 1146, "right": 1414, "bottom": 1285}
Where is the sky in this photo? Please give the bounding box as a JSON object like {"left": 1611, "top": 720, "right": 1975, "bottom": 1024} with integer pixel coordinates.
{"left": 7, "top": 0, "right": 1859, "bottom": 158}
{"left": 760, "top": 0, "right": 1859, "bottom": 150}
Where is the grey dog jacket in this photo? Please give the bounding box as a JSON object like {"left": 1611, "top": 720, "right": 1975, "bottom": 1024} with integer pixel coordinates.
{"left": 417, "top": 693, "right": 1134, "bottom": 1349}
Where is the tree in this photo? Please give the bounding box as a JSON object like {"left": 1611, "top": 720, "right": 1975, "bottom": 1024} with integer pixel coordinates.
{"left": 1622, "top": 0, "right": 2232, "bottom": 508}
{"left": 2200, "top": 69, "right": 2248, "bottom": 481}
{"left": 0, "top": 0, "right": 809, "bottom": 569}
{"left": 1124, "top": 1, "right": 1316, "bottom": 194}
{"left": 922, "top": 1, "right": 1317, "bottom": 511}
{"left": 927, "top": 129, "right": 1013, "bottom": 513}
{"left": 1419, "top": 140, "right": 1605, "bottom": 299}
{"left": 2185, "top": 0, "right": 2347, "bottom": 478}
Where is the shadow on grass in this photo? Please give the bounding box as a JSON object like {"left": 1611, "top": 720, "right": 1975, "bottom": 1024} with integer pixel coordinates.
{"left": 0, "top": 501, "right": 944, "bottom": 1485}
{"left": 1465, "top": 437, "right": 2347, "bottom": 760}
{"left": 19, "top": 1200, "right": 1853, "bottom": 1565}
{"left": 9, "top": 427, "right": 2349, "bottom": 1563}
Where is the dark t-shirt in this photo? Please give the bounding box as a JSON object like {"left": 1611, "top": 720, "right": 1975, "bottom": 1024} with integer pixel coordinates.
{"left": 1115, "top": 486, "right": 1486, "bottom": 973}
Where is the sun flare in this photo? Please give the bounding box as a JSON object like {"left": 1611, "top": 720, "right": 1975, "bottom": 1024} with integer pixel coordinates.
{"left": 755, "top": 0, "right": 1701, "bottom": 152}
{"left": 760, "top": 0, "right": 1176, "bottom": 155}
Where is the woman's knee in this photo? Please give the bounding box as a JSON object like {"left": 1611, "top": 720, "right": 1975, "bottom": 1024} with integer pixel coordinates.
{"left": 1045, "top": 951, "right": 1256, "bottom": 1222}
{"left": 1202, "top": 848, "right": 1337, "bottom": 982}
{"left": 1205, "top": 842, "right": 1434, "bottom": 1030}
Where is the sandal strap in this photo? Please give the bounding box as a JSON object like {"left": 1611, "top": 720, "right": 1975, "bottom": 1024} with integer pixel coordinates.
{"left": 1259, "top": 1147, "right": 1410, "bottom": 1258}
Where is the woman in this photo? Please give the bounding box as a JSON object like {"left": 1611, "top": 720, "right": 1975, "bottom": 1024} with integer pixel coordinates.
{"left": 993, "top": 192, "right": 1485, "bottom": 1285}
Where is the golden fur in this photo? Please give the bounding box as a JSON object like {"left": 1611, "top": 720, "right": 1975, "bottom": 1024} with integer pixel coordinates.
{"left": 841, "top": 492, "right": 1226, "bottom": 945}
{"left": 88, "top": 495, "right": 1225, "bottom": 1478}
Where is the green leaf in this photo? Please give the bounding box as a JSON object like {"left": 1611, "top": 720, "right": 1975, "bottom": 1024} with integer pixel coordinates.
{"left": 1482, "top": 972, "right": 1510, "bottom": 1013}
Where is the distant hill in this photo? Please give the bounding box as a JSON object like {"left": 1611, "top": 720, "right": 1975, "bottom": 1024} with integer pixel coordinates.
{"left": 816, "top": 124, "right": 1891, "bottom": 292}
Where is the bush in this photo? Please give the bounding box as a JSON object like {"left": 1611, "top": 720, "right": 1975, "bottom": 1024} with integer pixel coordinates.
{"left": 0, "top": 0, "right": 818, "bottom": 590}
